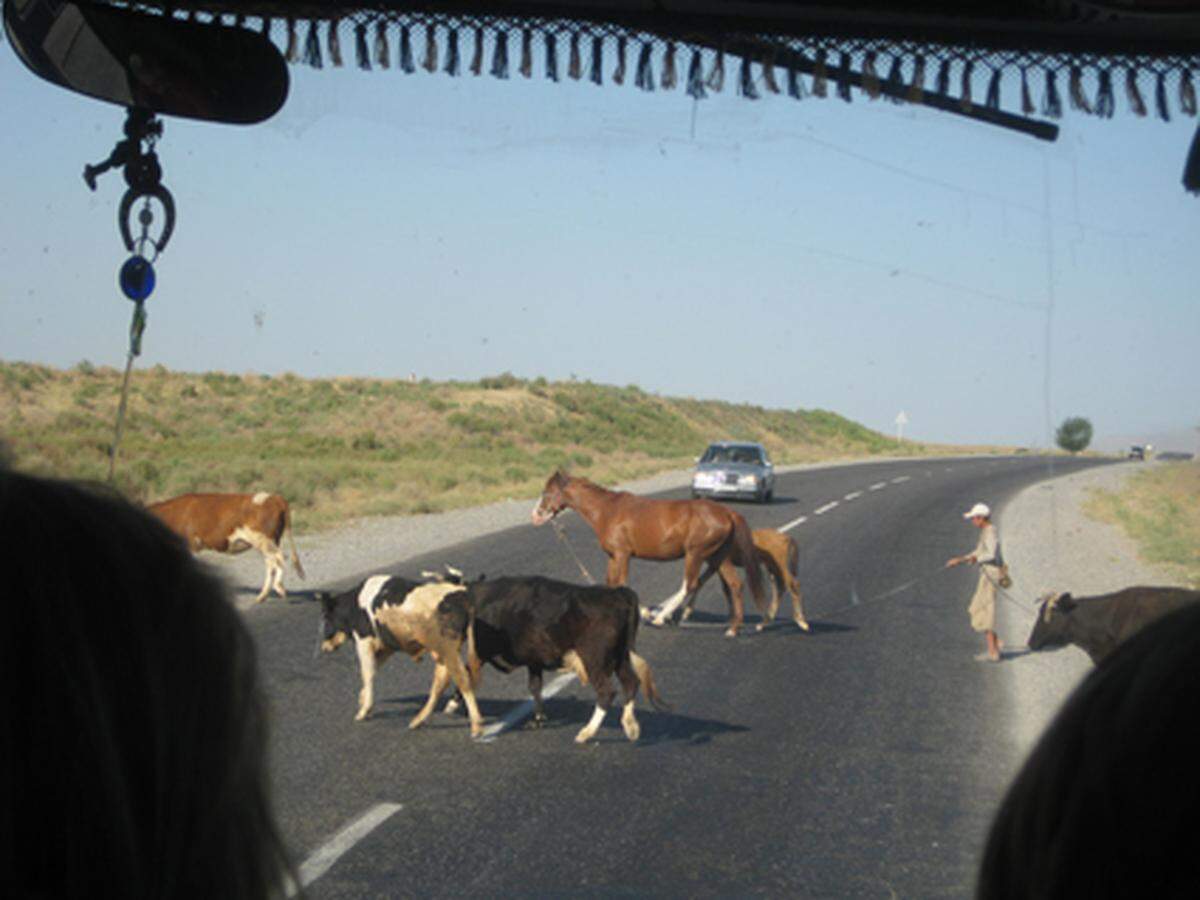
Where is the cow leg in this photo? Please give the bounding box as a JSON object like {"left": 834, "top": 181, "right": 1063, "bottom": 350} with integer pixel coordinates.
{"left": 617, "top": 655, "right": 641, "bottom": 742}
{"left": 439, "top": 651, "right": 485, "bottom": 738}
{"left": 445, "top": 642, "right": 485, "bottom": 716}
{"left": 411, "top": 661, "right": 451, "bottom": 731}
{"left": 528, "top": 668, "right": 547, "bottom": 728}
{"left": 270, "top": 546, "right": 287, "bottom": 598}
{"left": 575, "top": 668, "right": 616, "bottom": 744}
{"left": 354, "top": 641, "right": 388, "bottom": 721}
{"left": 254, "top": 554, "right": 273, "bottom": 604}
{"left": 240, "top": 531, "right": 285, "bottom": 602}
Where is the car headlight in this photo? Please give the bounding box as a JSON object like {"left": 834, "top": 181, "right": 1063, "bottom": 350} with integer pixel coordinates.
{"left": 738, "top": 474, "right": 758, "bottom": 486}
{"left": 693, "top": 473, "right": 715, "bottom": 486}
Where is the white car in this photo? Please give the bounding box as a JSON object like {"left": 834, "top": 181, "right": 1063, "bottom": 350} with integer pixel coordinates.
{"left": 691, "top": 441, "right": 775, "bottom": 503}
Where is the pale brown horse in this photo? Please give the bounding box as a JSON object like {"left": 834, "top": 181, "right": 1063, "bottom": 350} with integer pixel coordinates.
{"left": 679, "top": 528, "right": 809, "bottom": 632}
{"left": 532, "top": 470, "right": 768, "bottom": 637}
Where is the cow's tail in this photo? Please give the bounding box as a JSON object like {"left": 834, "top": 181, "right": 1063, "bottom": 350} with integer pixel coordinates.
{"left": 466, "top": 601, "right": 478, "bottom": 679}
{"left": 630, "top": 652, "right": 671, "bottom": 712}
{"left": 283, "top": 501, "right": 306, "bottom": 580}
{"left": 622, "top": 591, "right": 670, "bottom": 712}
{"left": 732, "top": 513, "right": 768, "bottom": 615}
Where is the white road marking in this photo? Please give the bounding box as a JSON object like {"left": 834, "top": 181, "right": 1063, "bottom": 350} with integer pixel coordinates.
{"left": 891, "top": 476, "right": 911, "bottom": 484}
{"left": 476, "top": 671, "right": 577, "bottom": 743}
{"left": 780, "top": 515, "right": 808, "bottom": 532}
{"left": 289, "top": 802, "right": 403, "bottom": 895}
{"left": 844, "top": 491, "right": 863, "bottom": 501}
{"left": 869, "top": 482, "right": 887, "bottom": 491}
{"left": 814, "top": 502, "right": 839, "bottom": 515}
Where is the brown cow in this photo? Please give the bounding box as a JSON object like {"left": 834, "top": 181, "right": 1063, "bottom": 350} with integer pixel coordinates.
{"left": 147, "top": 492, "right": 305, "bottom": 603}
{"left": 679, "top": 528, "right": 810, "bottom": 632}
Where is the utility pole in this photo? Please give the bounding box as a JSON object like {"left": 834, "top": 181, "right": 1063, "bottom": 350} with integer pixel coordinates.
{"left": 895, "top": 410, "right": 908, "bottom": 444}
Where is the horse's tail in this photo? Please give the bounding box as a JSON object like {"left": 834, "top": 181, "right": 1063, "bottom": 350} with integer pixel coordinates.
{"left": 731, "top": 513, "right": 768, "bottom": 615}
{"left": 787, "top": 532, "right": 799, "bottom": 581}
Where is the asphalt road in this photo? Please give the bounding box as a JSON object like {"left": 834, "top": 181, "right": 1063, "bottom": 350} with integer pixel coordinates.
{"left": 248, "top": 455, "right": 1111, "bottom": 898}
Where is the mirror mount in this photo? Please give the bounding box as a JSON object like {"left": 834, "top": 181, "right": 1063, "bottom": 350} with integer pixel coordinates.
{"left": 84, "top": 106, "right": 176, "bottom": 259}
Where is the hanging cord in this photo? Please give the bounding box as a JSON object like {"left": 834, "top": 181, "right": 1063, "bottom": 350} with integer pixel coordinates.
{"left": 982, "top": 564, "right": 1038, "bottom": 616}
{"left": 107, "top": 299, "right": 147, "bottom": 483}
{"left": 87, "top": 110, "right": 173, "bottom": 485}
{"left": 842, "top": 561, "right": 1037, "bottom": 618}
{"left": 550, "top": 517, "right": 598, "bottom": 585}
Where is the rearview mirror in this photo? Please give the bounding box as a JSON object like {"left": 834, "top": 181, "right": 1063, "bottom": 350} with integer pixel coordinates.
{"left": 4, "top": 0, "right": 288, "bottom": 124}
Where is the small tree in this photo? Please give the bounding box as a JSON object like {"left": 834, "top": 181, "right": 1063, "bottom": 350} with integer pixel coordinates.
{"left": 1056, "top": 416, "right": 1094, "bottom": 453}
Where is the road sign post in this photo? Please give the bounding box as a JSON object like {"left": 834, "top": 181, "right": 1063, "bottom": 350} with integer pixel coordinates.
{"left": 895, "top": 410, "right": 908, "bottom": 444}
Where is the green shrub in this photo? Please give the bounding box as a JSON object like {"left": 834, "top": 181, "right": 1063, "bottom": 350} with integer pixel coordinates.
{"left": 479, "top": 372, "right": 522, "bottom": 390}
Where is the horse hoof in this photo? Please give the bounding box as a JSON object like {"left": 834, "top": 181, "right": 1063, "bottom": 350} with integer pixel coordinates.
{"left": 723, "top": 628, "right": 738, "bottom": 638}
{"left": 796, "top": 619, "right": 811, "bottom": 632}
{"left": 529, "top": 713, "right": 547, "bottom": 730}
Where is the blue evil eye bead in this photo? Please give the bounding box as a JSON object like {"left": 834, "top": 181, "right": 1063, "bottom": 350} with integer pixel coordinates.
{"left": 119, "top": 255, "right": 156, "bottom": 301}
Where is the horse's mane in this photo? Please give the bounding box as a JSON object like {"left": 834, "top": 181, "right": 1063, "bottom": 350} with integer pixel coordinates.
{"left": 557, "top": 471, "right": 627, "bottom": 499}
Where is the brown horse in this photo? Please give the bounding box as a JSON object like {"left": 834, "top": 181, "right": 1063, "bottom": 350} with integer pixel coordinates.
{"left": 679, "top": 528, "right": 809, "bottom": 632}
{"left": 532, "top": 470, "right": 767, "bottom": 637}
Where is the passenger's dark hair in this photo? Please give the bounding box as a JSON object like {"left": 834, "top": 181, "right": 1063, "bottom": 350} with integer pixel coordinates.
{"left": 0, "top": 471, "right": 295, "bottom": 898}
{"left": 978, "top": 601, "right": 1200, "bottom": 899}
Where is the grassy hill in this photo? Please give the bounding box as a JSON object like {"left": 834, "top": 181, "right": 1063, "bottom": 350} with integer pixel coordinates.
{"left": 4, "top": 360, "right": 953, "bottom": 531}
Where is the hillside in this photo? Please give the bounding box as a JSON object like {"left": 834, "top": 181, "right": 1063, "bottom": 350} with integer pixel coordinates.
{"left": 3, "top": 361, "right": 948, "bottom": 531}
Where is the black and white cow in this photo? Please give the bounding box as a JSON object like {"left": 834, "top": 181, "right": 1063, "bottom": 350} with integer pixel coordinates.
{"left": 437, "top": 575, "right": 670, "bottom": 744}
{"left": 1027, "top": 586, "right": 1200, "bottom": 664}
{"left": 317, "top": 573, "right": 485, "bottom": 737}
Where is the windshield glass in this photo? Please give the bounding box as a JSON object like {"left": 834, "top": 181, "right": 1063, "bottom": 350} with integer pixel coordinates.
{"left": 4, "top": 10, "right": 1198, "bottom": 899}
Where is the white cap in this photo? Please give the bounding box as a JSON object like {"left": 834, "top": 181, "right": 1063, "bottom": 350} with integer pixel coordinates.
{"left": 963, "top": 502, "right": 991, "bottom": 519}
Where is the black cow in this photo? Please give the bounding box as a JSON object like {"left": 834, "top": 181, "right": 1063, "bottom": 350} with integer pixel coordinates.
{"left": 1027, "top": 586, "right": 1200, "bottom": 664}
{"left": 437, "top": 575, "right": 669, "bottom": 744}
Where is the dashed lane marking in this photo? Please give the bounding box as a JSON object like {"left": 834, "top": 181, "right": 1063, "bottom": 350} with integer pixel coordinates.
{"left": 814, "top": 502, "right": 839, "bottom": 515}
{"left": 869, "top": 482, "right": 887, "bottom": 491}
{"left": 891, "top": 476, "right": 911, "bottom": 484}
{"left": 780, "top": 515, "right": 808, "bottom": 532}
{"left": 844, "top": 491, "right": 863, "bottom": 501}
{"left": 289, "top": 802, "right": 403, "bottom": 895}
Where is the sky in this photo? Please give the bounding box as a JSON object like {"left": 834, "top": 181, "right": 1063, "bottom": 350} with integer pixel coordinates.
{"left": 2, "top": 27, "right": 1198, "bottom": 452}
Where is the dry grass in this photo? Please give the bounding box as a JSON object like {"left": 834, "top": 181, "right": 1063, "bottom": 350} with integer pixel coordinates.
{"left": 3, "top": 360, "right": 987, "bottom": 533}
{"left": 1085, "top": 461, "right": 1200, "bottom": 588}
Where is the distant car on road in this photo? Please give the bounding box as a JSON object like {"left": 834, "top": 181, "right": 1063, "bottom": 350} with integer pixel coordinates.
{"left": 691, "top": 441, "right": 775, "bottom": 503}
{"left": 1128, "top": 445, "right": 1146, "bottom": 460}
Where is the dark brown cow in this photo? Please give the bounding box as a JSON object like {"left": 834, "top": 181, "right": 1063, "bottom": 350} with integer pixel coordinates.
{"left": 437, "top": 575, "right": 670, "bottom": 743}
{"left": 147, "top": 492, "right": 305, "bottom": 603}
{"left": 1027, "top": 586, "right": 1200, "bottom": 664}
